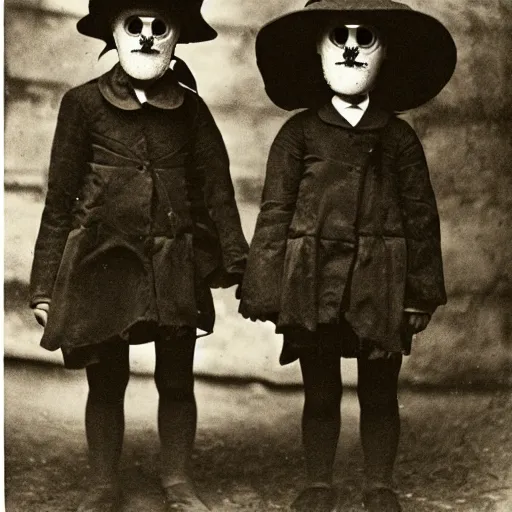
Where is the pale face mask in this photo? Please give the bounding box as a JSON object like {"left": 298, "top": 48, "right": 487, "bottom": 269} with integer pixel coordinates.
{"left": 317, "top": 24, "right": 385, "bottom": 97}
{"left": 112, "top": 8, "right": 180, "bottom": 81}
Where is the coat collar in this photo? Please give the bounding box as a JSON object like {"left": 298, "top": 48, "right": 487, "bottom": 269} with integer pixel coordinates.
{"left": 98, "top": 63, "right": 186, "bottom": 111}
{"left": 318, "top": 99, "right": 391, "bottom": 131}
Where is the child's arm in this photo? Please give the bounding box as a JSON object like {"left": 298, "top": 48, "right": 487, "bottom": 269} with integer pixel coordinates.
{"left": 394, "top": 121, "right": 447, "bottom": 316}
{"left": 239, "top": 115, "right": 304, "bottom": 321}
{"left": 192, "top": 97, "right": 249, "bottom": 288}
{"left": 30, "top": 89, "right": 89, "bottom": 321}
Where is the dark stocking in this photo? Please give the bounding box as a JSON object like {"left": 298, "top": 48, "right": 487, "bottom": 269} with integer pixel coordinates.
{"left": 299, "top": 349, "right": 343, "bottom": 486}
{"left": 85, "top": 341, "right": 130, "bottom": 483}
{"left": 154, "top": 329, "right": 197, "bottom": 487}
{"left": 357, "top": 355, "right": 402, "bottom": 489}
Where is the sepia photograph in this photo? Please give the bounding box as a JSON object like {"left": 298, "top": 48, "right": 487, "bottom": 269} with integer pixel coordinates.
{"left": 3, "top": 0, "right": 512, "bottom": 510}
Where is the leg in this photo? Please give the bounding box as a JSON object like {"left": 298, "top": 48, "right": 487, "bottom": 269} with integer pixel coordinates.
{"left": 300, "top": 349, "right": 343, "bottom": 486}
{"left": 154, "top": 328, "right": 197, "bottom": 486}
{"left": 357, "top": 355, "right": 403, "bottom": 511}
{"left": 154, "top": 328, "right": 209, "bottom": 511}
{"left": 85, "top": 340, "right": 130, "bottom": 482}
{"left": 79, "top": 340, "right": 129, "bottom": 511}
{"left": 291, "top": 346, "right": 342, "bottom": 512}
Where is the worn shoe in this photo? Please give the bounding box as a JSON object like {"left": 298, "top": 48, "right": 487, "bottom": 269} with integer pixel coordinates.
{"left": 363, "top": 488, "right": 402, "bottom": 512}
{"left": 76, "top": 482, "right": 122, "bottom": 512}
{"left": 163, "top": 482, "right": 210, "bottom": 511}
{"left": 290, "top": 485, "right": 338, "bottom": 512}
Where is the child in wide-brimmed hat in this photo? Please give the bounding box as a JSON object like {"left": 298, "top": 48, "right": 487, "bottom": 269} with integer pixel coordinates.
{"left": 240, "top": 0, "right": 455, "bottom": 510}
{"left": 30, "top": 1, "right": 248, "bottom": 510}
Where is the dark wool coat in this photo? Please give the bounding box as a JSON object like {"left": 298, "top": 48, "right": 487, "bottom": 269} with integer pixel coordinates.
{"left": 30, "top": 64, "right": 249, "bottom": 357}
{"left": 239, "top": 101, "right": 447, "bottom": 354}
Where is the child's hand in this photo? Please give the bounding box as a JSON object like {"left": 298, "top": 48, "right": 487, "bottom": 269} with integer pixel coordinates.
{"left": 404, "top": 312, "right": 430, "bottom": 334}
{"left": 33, "top": 303, "right": 50, "bottom": 328}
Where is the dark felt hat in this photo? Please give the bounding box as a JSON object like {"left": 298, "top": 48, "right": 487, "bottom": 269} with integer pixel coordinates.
{"left": 256, "top": 0, "right": 457, "bottom": 111}
{"left": 77, "top": 0, "right": 217, "bottom": 49}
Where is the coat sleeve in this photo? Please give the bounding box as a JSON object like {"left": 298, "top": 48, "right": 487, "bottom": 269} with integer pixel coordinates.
{"left": 191, "top": 96, "right": 249, "bottom": 287}
{"left": 239, "top": 114, "right": 305, "bottom": 319}
{"left": 394, "top": 121, "right": 447, "bottom": 313}
{"left": 29, "top": 89, "right": 90, "bottom": 307}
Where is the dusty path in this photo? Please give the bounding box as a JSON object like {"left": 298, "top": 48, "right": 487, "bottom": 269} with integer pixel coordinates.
{"left": 4, "top": 360, "right": 512, "bottom": 511}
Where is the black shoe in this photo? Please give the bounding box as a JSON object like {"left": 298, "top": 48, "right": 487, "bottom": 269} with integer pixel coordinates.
{"left": 76, "top": 482, "right": 122, "bottom": 512}
{"left": 290, "top": 485, "right": 338, "bottom": 512}
{"left": 363, "top": 488, "right": 402, "bottom": 512}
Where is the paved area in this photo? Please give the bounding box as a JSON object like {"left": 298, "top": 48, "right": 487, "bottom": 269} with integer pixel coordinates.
{"left": 4, "top": 359, "right": 512, "bottom": 511}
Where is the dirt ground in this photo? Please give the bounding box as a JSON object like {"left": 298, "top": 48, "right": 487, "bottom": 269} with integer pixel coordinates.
{"left": 4, "top": 359, "right": 512, "bottom": 512}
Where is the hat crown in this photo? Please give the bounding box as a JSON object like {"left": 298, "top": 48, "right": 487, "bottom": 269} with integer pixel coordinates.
{"left": 305, "top": 0, "right": 411, "bottom": 11}
{"left": 78, "top": 0, "right": 216, "bottom": 48}
{"left": 87, "top": 0, "right": 202, "bottom": 14}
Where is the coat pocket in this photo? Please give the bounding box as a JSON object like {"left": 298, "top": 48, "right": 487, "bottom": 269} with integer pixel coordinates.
{"left": 279, "top": 236, "right": 318, "bottom": 331}
{"left": 80, "top": 164, "right": 113, "bottom": 208}
{"left": 345, "top": 235, "right": 407, "bottom": 351}
{"left": 41, "top": 226, "right": 96, "bottom": 351}
{"left": 74, "top": 164, "right": 114, "bottom": 227}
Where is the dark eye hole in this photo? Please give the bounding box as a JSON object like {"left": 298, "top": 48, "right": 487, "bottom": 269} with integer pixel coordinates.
{"left": 126, "top": 16, "right": 143, "bottom": 35}
{"left": 330, "top": 27, "right": 349, "bottom": 47}
{"left": 356, "top": 27, "right": 376, "bottom": 47}
{"left": 152, "top": 19, "right": 168, "bottom": 36}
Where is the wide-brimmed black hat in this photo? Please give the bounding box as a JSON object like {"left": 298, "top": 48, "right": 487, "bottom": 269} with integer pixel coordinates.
{"left": 256, "top": 0, "right": 456, "bottom": 111}
{"left": 77, "top": 0, "right": 217, "bottom": 51}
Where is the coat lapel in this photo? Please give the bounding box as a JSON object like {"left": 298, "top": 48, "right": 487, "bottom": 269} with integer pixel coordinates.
{"left": 98, "top": 63, "right": 185, "bottom": 111}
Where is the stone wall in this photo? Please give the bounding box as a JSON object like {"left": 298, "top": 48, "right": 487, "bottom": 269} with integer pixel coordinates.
{"left": 4, "top": 0, "right": 512, "bottom": 385}
{"left": 399, "top": 0, "right": 512, "bottom": 385}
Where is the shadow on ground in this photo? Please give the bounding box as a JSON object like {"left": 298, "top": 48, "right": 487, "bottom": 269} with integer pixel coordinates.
{"left": 4, "top": 359, "right": 512, "bottom": 511}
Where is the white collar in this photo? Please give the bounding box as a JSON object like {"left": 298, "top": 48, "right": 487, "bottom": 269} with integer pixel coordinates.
{"left": 134, "top": 87, "right": 148, "bottom": 104}
{"left": 331, "top": 94, "right": 370, "bottom": 127}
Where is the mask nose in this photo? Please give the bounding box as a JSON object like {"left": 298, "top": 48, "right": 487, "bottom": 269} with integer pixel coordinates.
{"left": 140, "top": 21, "right": 154, "bottom": 39}
{"left": 139, "top": 34, "right": 155, "bottom": 51}
{"left": 140, "top": 19, "right": 155, "bottom": 50}
{"left": 343, "top": 46, "right": 360, "bottom": 66}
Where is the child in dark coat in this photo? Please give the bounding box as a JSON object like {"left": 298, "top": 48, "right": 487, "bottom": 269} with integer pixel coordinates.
{"left": 30, "top": 1, "right": 248, "bottom": 510}
{"left": 239, "top": 1, "right": 455, "bottom": 510}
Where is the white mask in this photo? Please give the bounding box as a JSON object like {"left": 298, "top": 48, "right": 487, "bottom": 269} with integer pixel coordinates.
{"left": 112, "top": 8, "right": 180, "bottom": 81}
{"left": 317, "top": 24, "right": 385, "bottom": 97}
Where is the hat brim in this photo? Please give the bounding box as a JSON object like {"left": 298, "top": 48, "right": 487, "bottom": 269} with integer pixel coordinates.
{"left": 256, "top": 8, "right": 456, "bottom": 111}
{"left": 77, "top": 10, "right": 217, "bottom": 45}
